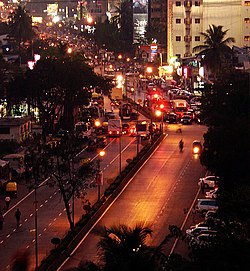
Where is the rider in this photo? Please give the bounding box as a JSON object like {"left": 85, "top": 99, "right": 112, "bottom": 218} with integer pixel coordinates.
{"left": 179, "top": 139, "right": 184, "bottom": 152}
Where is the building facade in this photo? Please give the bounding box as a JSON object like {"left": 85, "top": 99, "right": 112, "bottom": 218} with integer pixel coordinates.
{"left": 168, "top": 0, "right": 250, "bottom": 60}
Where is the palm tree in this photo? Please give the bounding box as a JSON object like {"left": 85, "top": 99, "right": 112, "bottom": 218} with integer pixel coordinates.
{"left": 97, "top": 223, "right": 162, "bottom": 271}
{"left": 193, "top": 24, "right": 235, "bottom": 81}
{"left": 9, "top": 5, "right": 36, "bottom": 63}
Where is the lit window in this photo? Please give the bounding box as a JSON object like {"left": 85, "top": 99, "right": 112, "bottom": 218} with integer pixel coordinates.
{"left": 244, "top": 36, "right": 250, "bottom": 41}
{"left": 176, "top": 19, "right": 181, "bottom": 24}
{"left": 176, "top": 1, "right": 181, "bottom": 6}
{"left": 244, "top": 1, "right": 250, "bottom": 6}
{"left": 195, "top": 36, "right": 200, "bottom": 41}
{"left": 195, "top": 18, "right": 200, "bottom": 24}
{"left": 176, "top": 36, "right": 181, "bottom": 41}
{"left": 244, "top": 18, "right": 250, "bottom": 23}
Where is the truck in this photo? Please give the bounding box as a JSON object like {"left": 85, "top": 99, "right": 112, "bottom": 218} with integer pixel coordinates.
{"left": 172, "top": 99, "right": 189, "bottom": 119}
{"left": 108, "top": 118, "right": 122, "bottom": 137}
{"left": 111, "top": 87, "right": 123, "bottom": 100}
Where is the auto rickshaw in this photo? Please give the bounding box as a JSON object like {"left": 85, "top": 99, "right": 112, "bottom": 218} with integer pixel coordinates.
{"left": 192, "top": 140, "right": 203, "bottom": 155}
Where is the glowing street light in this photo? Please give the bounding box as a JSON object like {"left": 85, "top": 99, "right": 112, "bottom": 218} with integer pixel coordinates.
{"left": 97, "top": 150, "right": 105, "bottom": 201}
{"left": 155, "top": 110, "right": 164, "bottom": 133}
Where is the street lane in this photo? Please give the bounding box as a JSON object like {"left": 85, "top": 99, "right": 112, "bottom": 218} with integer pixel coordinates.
{"left": 0, "top": 133, "right": 142, "bottom": 271}
{"left": 60, "top": 123, "right": 207, "bottom": 270}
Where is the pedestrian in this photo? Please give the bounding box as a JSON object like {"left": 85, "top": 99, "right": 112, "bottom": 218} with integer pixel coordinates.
{"left": 5, "top": 196, "right": 11, "bottom": 210}
{"left": 0, "top": 211, "right": 4, "bottom": 230}
{"left": 201, "top": 180, "right": 205, "bottom": 194}
{"left": 15, "top": 208, "right": 21, "bottom": 226}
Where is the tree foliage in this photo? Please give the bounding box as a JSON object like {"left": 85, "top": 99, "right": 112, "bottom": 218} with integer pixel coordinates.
{"left": 97, "top": 223, "right": 163, "bottom": 271}
{"left": 193, "top": 25, "right": 235, "bottom": 79}
{"left": 7, "top": 55, "right": 112, "bottom": 134}
{"left": 200, "top": 71, "right": 249, "bottom": 188}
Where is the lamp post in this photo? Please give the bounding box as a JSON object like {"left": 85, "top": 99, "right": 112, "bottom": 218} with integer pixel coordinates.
{"left": 155, "top": 110, "right": 163, "bottom": 133}
{"left": 97, "top": 150, "right": 105, "bottom": 201}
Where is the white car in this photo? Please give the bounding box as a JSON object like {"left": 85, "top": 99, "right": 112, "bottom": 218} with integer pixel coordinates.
{"left": 198, "top": 175, "right": 219, "bottom": 189}
{"left": 189, "top": 232, "right": 217, "bottom": 247}
{"left": 196, "top": 199, "right": 219, "bottom": 214}
{"left": 206, "top": 188, "right": 220, "bottom": 199}
{"left": 186, "top": 226, "right": 210, "bottom": 238}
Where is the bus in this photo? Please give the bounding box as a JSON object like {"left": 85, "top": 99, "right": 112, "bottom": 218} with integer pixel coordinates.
{"left": 119, "top": 103, "right": 132, "bottom": 120}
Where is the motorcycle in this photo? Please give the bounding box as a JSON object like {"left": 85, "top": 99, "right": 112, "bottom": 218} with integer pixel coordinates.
{"left": 179, "top": 140, "right": 184, "bottom": 152}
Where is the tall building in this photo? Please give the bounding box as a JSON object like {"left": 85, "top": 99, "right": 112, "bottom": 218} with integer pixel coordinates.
{"left": 168, "top": 0, "right": 250, "bottom": 61}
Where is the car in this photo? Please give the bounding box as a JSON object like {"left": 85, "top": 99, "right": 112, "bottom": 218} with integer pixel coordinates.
{"left": 105, "top": 111, "right": 115, "bottom": 120}
{"left": 196, "top": 199, "right": 219, "bottom": 214}
{"left": 206, "top": 188, "right": 220, "bottom": 199}
{"left": 122, "top": 123, "right": 130, "bottom": 134}
{"left": 163, "top": 112, "right": 177, "bottom": 123}
{"left": 186, "top": 226, "right": 210, "bottom": 238}
{"left": 198, "top": 175, "right": 219, "bottom": 188}
{"left": 180, "top": 114, "right": 192, "bottom": 124}
{"left": 189, "top": 232, "right": 218, "bottom": 247}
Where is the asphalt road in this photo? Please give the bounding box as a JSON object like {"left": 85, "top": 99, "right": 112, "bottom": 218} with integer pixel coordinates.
{"left": 59, "top": 123, "right": 207, "bottom": 270}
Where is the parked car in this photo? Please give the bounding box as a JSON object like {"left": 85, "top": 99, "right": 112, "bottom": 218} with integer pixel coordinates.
{"left": 196, "top": 199, "right": 219, "bottom": 214}
{"left": 189, "top": 232, "right": 218, "bottom": 247}
{"left": 206, "top": 188, "right": 220, "bottom": 199}
{"left": 198, "top": 175, "right": 219, "bottom": 188}
{"left": 186, "top": 226, "right": 210, "bottom": 238}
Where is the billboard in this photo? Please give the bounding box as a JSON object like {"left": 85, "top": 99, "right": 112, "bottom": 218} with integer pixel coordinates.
{"left": 133, "top": 0, "right": 148, "bottom": 43}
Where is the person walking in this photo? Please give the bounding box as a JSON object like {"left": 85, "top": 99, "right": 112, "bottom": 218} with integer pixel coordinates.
{"left": 5, "top": 196, "right": 11, "bottom": 210}
{"left": 15, "top": 208, "right": 21, "bottom": 226}
{"left": 0, "top": 211, "right": 4, "bottom": 230}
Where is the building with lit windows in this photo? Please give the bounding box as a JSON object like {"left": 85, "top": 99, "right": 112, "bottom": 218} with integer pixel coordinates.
{"left": 168, "top": 0, "right": 250, "bottom": 60}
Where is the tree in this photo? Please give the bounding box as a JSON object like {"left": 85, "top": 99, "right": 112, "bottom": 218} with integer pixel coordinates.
{"left": 9, "top": 5, "right": 36, "bottom": 63}
{"left": 193, "top": 25, "right": 235, "bottom": 81}
{"left": 46, "top": 134, "right": 97, "bottom": 231}
{"left": 111, "top": 0, "right": 134, "bottom": 54}
{"left": 200, "top": 71, "right": 249, "bottom": 188}
{"left": 97, "top": 223, "right": 163, "bottom": 271}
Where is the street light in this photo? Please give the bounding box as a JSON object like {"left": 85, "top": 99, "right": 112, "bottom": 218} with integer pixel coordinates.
{"left": 97, "top": 150, "right": 105, "bottom": 201}
{"left": 155, "top": 110, "right": 164, "bottom": 133}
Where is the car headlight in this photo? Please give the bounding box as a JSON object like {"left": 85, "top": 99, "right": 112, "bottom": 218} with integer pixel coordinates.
{"left": 193, "top": 146, "right": 200, "bottom": 154}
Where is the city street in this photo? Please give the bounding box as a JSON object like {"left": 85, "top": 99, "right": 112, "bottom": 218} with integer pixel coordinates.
{"left": 59, "top": 123, "right": 207, "bottom": 270}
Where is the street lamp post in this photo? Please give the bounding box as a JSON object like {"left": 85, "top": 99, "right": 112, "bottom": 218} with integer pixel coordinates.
{"left": 97, "top": 150, "right": 105, "bottom": 201}
{"left": 155, "top": 110, "right": 164, "bottom": 133}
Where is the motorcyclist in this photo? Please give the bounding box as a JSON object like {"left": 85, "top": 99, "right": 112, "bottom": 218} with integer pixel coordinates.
{"left": 179, "top": 139, "right": 184, "bottom": 152}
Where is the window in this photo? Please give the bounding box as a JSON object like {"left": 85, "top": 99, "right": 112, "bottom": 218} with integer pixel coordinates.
{"left": 244, "top": 1, "right": 250, "bottom": 5}
{"left": 195, "top": 1, "right": 200, "bottom": 6}
{"left": 195, "top": 36, "right": 200, "bottom": 41}
{"left": 176, "top": 1, "right": 181, "bottom": 6}
{"left": 176, "top": 18, "right": 181, "bottom": 24}
{"left": 244, "top": 18, "right": 250, "bottom": 23}
{"left": 176, "top": 36, "right": 181, "bottom": 41}
{"left": 244, "top": 36, "right": 250, "bottom": 41}
{"left": 195, "top": 18, "right": 200, "bottom": 24}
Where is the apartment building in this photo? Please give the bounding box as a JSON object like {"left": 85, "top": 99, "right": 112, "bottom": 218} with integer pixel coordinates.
{"left": 168, "top": 0, "right": 250, "bottom": 60}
